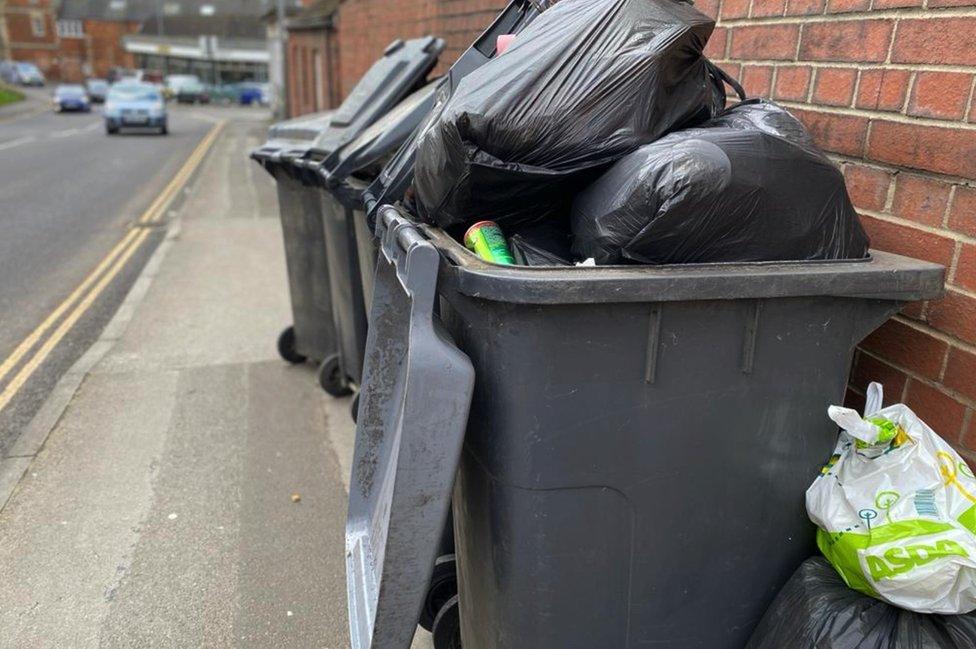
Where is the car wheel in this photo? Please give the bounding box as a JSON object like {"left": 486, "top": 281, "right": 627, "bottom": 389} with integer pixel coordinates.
{"left": 160, "top": 124, "right": 168, "bottom": 135}
{"left": 106, "top": 125, "right": 118, "bottom": 135}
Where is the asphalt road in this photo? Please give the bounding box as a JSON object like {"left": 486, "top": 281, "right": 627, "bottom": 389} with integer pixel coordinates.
{"left": 0, "top": 102, "right": 218, "bottom": 454}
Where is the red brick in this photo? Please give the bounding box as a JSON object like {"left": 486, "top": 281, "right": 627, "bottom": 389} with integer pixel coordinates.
{"left": 873, "top": 0, "right": 923, "bottom": 6}
{"left": 844, "top": 387, "right": 867, "bottom": 412}
{"left": 901, "top": 300, "right": 927, "bottom": 321}
{"left": 826, "top": 0, "right": 870, "bottom": 12}
{"left": 752, "top": 0, "right": 787, "bottom": 17}
{"left": 929, "top": 290, "right": 976, "bottom": 347}
{"left": 859, "top": 215, "right": 957, "bottom": 267}
{"left": 955, "top": 244, "right": 976, "bottom": 293}
{"left": 856, "top": 69, "right": 911, "bottom": 111}
{"left": 730, "top": 24, "right": 800, "bottom": 61}
{"left": 945, "top": 347, "right": 976, "bottom": 404}
{"left": 844, "top": 164, "right": 891, "bottom": 212}
{"left": 867, "top": 121, "right": 976, "bottom": 179}
{"left": 861, "top": 319, "right": 948, "bottom": 380}
{"left": 721, "top": 0, "right": 752, "bottom": 19}
{"left": 813, "top": 67, "right": 857, "bottom": 106}
{"left": 892, "top": 18, "right": 976, "bottom": 67}
{"left": 741, "top": 65, "right": 774, "bottom": 97}
{"left": 891, "top": 174, "right": 952, "bottom": 227}
{"left": 929, "top": 0, "right": 976, "bottom": 6}
{"left": 800, "top": 19, "right": 894, "bottom": 63}
{"left": 948, "top": 186, "right": 976, "bottom": 238}
{"left": 774, "top": 65, "right": 812, "bottom": 101}
{"left": 704, "top": 27, "right": 728, "bottom": 60}
{"left": 905, "top": 380, "right": 968, "bottom": 441}
{"left": 908, "top": 72, "right": 974, "bottom": 121}
{"left": 961, "top": 413, "right": 976, "bottom": 453}
{"left": 851, "top": 352, "right": 909, "bottom": 404}
{"left": 786, "top": 0, "right": 826, "bottom": 13}
{"left": 791, "top": 108, "right": 868, "bottom": 156}
{"left": 720, "top": 62, "right": 743, "bottom": 83}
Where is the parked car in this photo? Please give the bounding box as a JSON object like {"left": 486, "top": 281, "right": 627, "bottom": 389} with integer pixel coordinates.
{"left": 13, "top": 61, "right": 45, "bottom": 86}
{"left": 0, "top": 60, "right": 19, "bottom": 85}
{"left": 104, "top": 82, "right": 167, "bottom": 135}
{"left": 176, "top": 79, "right": 209, "bottom": 104}
{"left": 207, "top": 83, "right": 240, "bottom": 105}
{"left": 236, "top": 82, "right": 269, "bottom": 106}
{"left": 53, "top": 85, "right": 91, "bottom": 112}
{"left": 85, "top": 78, "right": 109, "bottom": 103}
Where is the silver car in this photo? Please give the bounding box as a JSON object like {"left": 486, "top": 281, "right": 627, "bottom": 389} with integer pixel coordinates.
{"left": 104, "top": 82, "right": 168, "bottom": 135}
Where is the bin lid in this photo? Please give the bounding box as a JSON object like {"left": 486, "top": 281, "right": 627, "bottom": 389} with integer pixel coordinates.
{"left": 321, "top": 79, "right": 440, "bottom": 185}
{"left": 346, "top": 208, "right": 474, "bottom": 649}
{"left": 309, "top": 36, "right": 444, "bottom": 159}
{"left": 251, "top": 110, "right": 335, "bottom": 165}
{"left": 362, "top": 0, "right": 550, "bottom": 221}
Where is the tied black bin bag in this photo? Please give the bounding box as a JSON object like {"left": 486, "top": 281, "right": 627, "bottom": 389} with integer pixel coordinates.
{"left": 746, "top": 558, "right": 976, "bottom": 648}
{"left": 413, "top": 0, "right": 730, "bottom": 230}
{"left": 571, "top": 99, "right": 871, "bottom": 264}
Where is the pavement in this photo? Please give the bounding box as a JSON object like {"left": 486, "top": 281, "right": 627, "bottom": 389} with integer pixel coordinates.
{"left": 0, "top": 100, "right": 217, "bottom": 452}
{"left": 0, "top": 114, "right": 435, "bottom": 647}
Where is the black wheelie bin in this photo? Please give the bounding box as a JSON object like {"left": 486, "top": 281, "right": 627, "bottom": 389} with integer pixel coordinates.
{"left": 252, "top": 35, "right": 443, "bottom": 395}
{"left": 309, "top": 78, "right": 441, "bottom": 408}
{"left": 348, "top": 205, "right": 945, "bottom": 649}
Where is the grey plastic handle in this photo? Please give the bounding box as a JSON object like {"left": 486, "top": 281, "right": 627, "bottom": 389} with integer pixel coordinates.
{"left": 346, "top": 206, "right": 474, "bottom": 649}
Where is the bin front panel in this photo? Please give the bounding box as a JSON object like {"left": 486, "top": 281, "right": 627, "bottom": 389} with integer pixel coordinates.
{"left": 443, "top": 291, "right": 902, "bottom": 649}
{"left": 319, "top": 193, "right": 369, "bottom": 385}
{"left": 274, "top": 174, "right": 337, "bottom": 361}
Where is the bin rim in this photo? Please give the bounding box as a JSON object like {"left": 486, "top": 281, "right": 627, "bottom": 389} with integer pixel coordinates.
{"left": 377, "top": 206, "right": 946, "bottom": 305}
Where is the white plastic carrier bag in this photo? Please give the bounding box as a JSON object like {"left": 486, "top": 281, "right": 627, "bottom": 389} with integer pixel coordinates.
{"left": 806, "top": 382, "right": 976, "bottom": 614}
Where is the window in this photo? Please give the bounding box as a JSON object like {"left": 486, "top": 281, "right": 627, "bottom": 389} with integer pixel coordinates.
{"left": 163, "top": 2, "right": 181, "bottom": 15}
{"left": 31, "top": 13, "right": 46, "bottom": 37}
{"left": 57, "top": 20, "right": 84, "bottom": 38}
{"left": 108, "top": 0, "right": 126, "bottom": 11}
{"left": 199, "top": 4, "right": 215, "bottom": 16}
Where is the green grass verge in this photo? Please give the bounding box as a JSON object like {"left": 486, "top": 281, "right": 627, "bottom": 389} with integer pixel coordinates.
{"left": 0, "top": 85, "right": 26, "bottom": 107}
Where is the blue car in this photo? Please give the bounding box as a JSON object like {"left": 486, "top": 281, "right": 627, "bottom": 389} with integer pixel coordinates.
{"left": 104, "top": 82, "right": 168, "bottom": 135}
{"left": 53, "top": 85, "right": 90, "bottom": 112}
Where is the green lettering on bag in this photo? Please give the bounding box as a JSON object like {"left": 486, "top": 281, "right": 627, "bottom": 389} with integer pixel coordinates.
{"left": 865, "top": 539, "right": 969, "bottom": 582}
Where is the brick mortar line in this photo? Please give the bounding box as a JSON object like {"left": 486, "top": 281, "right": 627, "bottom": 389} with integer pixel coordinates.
{"left": 858, "top": 206, "right": 976, "bottom": 246}
{"left": 829, "top": 152, "right": 975, "bottom": 187}
{"left": 776, "top": 99, "right": 976, "bottom": 130}
{"left": 859, "top": 345, "right": 976, "bottom": 415}
{"left": 717, "top": 6, "right": 976, "bottom": 27}
{"left": 717, "top": 59, "right": 976, "bottom": 76}
{"left": 893, "top": 309, "right": 976, "bottom": 356}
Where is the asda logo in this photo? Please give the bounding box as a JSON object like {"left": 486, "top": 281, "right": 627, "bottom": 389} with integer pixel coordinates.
{"left": 866, "top": 540, "right": 970, "bottom": 581}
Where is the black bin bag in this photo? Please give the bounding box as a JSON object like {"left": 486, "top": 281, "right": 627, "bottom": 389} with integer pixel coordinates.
{"left": 746, "top": 558, "right": 976, "bottom": 649}
{"left": 571, "top": 99, "right": 871, "bottom": 265}
{"left": 413, "top": 0, "right": 729, "bottom": 230}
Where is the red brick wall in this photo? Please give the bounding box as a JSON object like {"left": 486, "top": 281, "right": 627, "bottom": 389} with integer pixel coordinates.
{"left": 3, "top": 0, "right": 59, "bottom": 78}
{"left": 83, "top": 20, "right": 139, "bottom": 79}
{"left": 698, "top": 0, "right": 976, "bottom": 449}
{"left": 334, "top": 0, "right": 505, "bottom": 98}
{"left": 287, "top": 27, "right": 341, "bottom": 117}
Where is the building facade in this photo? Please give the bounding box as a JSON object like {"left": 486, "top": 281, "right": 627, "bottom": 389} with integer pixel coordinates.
{"left": 1, "top": 0, "right": 60, "bottom": 78}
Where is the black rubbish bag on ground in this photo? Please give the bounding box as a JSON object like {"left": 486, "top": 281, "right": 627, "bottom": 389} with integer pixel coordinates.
{"left": 570, "top": 99, "right": 870, "bottom": 265}
{"left": 413, "top": 0, "right": 733, "bottom": 231}
{"left": 746, "top": 557, "right": 976, "bottom": 649}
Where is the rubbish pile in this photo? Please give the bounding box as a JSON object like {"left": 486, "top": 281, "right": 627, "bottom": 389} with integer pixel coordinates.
{"left": 748, "top": 382, "right": 976, "bottom": 646}
{"left": 412, "top": 0, "right": 870, "bottom": 266}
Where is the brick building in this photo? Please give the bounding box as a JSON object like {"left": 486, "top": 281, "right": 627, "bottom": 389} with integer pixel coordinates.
{"left": 284, "top": 0, "right": 340, "bottom": 116}
{"left": 55, "top": 0, "right": 147, "bottom": 82}
{"left": 695, "top": 0, "right": 976, "bottom": 453}
{"left": 1, "top": 0, "right": 60, "bottom": 78}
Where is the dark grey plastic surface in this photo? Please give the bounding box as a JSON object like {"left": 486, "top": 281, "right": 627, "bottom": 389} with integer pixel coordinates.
{"left": 251, "top": 112, "right": 338, "bottom": 363}
{"left": 349, "top": 204, "right": 945, "bottom": 649}
{"left": 346, "top": 210, "right": 474, "bottom": 649}
{"left": 312, "top": 37, "right": 444, "bottom": 160}
{"left": 362, "top": 0, "right": 548, "bottom": 219}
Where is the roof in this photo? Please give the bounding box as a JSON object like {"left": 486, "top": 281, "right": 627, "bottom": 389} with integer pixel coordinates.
{"left": 59, "top": 0, "right": 273, "bottom": 23}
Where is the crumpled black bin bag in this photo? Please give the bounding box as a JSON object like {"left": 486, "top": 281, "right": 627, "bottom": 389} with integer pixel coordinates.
{"left": 570, "top": 99, "right": 870, "bottom": 265}
{"left": 746, "top": 557, "right": 976, "bottom": 649}
{"left": 413, "top": 0, "right": 729, "bottom": 230}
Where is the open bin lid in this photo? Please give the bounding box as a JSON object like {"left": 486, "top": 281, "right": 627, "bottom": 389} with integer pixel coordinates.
{"left": 346, "top": 207, "right": 474, "bottom": 649}
{"left": 362, "top": 0, "right": 550, "bottom": 221}
{"left": 321, "top": 79, "right": 441, "bottom": 188}
{"left": 310, "top": 36, "right": 444, "bottom": 162}
{"left": 250, "top": 110, "right": 335, "bottom": 170}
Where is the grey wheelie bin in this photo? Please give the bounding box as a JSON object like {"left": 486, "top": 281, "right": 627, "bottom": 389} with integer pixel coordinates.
{"left": 346, "top": 204, "right": 945, "bottom": 649}
{"left": 251, "top": 35, "right": 443, "bottom": 395}
{"left": 309, "top": 79, "right": 441, "bottom": 402}
{"left": 251, "top": 110, "right": 338, "bottom": 369}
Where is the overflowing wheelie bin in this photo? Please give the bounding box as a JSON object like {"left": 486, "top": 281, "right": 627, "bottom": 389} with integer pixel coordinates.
{"left": 252, "top": 36, "right": 443, "bottom": 395}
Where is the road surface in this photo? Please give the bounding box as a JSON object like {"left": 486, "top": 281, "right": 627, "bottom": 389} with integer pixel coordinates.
{"left": 0, "top": 103, "right": 220, "bottom": 453}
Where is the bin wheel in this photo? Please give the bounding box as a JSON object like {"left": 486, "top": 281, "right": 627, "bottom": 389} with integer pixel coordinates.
{"left": 318, "top": 354, "right": 353, "bottom": 397}
{"left": 420, "top": 555, "right": 458, "bottom": 632}
{"left": 432, "top": 594, "right": 461, "bottom": 649}
{"left": 277, "top": 326, "right": 306, "bottom": 364}
{"left": 350, "top": 392, "right": 360, "bottom": 423}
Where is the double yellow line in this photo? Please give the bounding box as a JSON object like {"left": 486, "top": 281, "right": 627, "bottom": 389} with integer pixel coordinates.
{"left": 0, "top": 120, "right": 225, "bottom": 414}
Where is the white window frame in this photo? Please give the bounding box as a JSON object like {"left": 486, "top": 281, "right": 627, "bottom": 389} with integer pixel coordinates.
{"left": 31, "top": 13, "right": 46, "bottom": 38}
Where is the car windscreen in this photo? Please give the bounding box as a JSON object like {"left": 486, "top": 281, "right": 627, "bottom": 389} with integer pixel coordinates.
{"left": 108, "top": 86, "right": 161, "bottom": 102}
{"left": 87, "top": 80, "right": 108, "bottom": 91}
{"left": 57, "top": 86, "right": 85, "bottom": 96}
{"left": 17, "top": 62, "right": 40, "bottom": 74}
